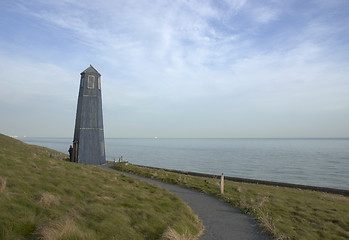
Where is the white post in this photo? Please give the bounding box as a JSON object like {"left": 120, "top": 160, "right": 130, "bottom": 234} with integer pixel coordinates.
{"left": 220, "top": 173, "right": 224, "bottom": 194}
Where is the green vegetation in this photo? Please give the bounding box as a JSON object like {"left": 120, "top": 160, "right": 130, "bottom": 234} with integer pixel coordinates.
{"left": 114, "top": 163, "right": 349, "bottom": 240}
{"left": 0, "top": 134, "right": 203, "bottom": 240}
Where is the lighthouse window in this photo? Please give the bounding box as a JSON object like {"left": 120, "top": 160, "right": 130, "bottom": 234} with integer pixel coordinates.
{"left": 87, "top": 75, "right": 95, "bottom": 89}
{"left": 98, "top": 77, "right": 101, "bottom": 90}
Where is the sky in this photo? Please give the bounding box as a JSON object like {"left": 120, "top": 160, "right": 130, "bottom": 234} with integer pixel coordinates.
{"left": 0, "top": 0, "right": 348, "bottom": 138}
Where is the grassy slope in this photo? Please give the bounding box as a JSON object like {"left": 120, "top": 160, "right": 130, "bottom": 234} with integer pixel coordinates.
{"left": 0, "top": 134, "right": 203, "bottom": 240}
{"left": 114, "top": 164, "right": 349, "bottom": 240}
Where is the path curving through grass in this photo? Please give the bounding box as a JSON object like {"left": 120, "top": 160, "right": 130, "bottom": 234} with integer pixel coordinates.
{"left": 101, "top": 163, "right": 270, "bottom": 240}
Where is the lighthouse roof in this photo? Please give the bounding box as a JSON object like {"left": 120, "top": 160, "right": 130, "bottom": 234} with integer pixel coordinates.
{"left": 81, "top": 65, "right": 101, "bottom": 76}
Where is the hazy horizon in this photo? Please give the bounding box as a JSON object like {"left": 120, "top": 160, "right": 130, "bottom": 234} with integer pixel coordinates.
{"left": 10, "top": 135, "right": 349, "bottom": 139}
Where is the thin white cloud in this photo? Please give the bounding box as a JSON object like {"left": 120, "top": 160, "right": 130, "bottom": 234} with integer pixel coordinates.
{"left": 223, "top": 0, "right": 247, "bottom": 11}
{"left": 0, "top": 50, "right": 76, "bottom": 104}
{"left": 252, "top": 6, "right": 280, "bottom": 24}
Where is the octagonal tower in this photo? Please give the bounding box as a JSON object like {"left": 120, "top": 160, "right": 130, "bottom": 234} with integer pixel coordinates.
{"left": 73, "top": 65, "right": 106, "bottom": 165}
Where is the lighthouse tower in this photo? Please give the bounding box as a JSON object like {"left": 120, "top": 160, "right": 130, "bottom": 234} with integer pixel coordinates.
{"left": 73, "top": 65, "right": 106, "bottom": 165}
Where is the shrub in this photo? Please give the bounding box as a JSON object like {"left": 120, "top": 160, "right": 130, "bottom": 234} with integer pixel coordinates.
{"left": 38, "top": 192, "right": 60, "bottom": 207}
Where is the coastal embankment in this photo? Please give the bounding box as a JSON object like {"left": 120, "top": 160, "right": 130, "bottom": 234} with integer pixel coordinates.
{"left": 134, "top": 164, "right": 349, "bottom": 196}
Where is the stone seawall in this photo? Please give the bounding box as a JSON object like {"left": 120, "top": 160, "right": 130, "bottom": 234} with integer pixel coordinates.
{"left": 134, "top": 164, "right": 349, "bottom": 196}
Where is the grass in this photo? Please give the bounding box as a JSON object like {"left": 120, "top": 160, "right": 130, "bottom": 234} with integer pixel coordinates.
{"left": 113, "top": 163, "right": 349, "bottom": 240}
{"left": 0, "top": 133, "right": 203, "bottom": 240}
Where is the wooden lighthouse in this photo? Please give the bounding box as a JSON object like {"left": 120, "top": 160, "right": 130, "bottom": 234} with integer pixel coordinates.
{"left": 73, "top": 65, "right": 106, "bottom": 165}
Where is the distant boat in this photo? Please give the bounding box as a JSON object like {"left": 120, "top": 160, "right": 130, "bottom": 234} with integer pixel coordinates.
{"left": 10, "top": 136, "right": 26, "bottom": 139}
{"left": 154, "top": 136, "right": 158, "bottom": 139}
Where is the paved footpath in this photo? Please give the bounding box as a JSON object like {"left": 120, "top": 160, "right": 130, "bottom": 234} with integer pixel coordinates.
{"left": 100, "top": 164, "right": 271, "bottom": 240}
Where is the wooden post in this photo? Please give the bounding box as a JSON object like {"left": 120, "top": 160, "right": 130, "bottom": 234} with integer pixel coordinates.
{"left": 220, "top": 173, "right": 224, "bottom": 194}
{"left": 73, "top": 141, "right": 78, "bottom": 163}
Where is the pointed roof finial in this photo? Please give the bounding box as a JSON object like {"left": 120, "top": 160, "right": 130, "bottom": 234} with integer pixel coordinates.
{"left": 81, "top": 65, "right": 101, "bottom": 76}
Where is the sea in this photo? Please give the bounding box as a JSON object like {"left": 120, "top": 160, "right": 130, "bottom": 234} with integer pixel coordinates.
{"left": 21, "top": 137, "right": 349, "bottom": 191}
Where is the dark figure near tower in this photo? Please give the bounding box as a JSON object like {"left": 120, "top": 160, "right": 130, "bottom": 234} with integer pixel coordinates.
{"left": 72, "top": 65, "right": 106, "bottom": 165}
{"left": 68, "top": 145, "right": 73, "bottom": 162}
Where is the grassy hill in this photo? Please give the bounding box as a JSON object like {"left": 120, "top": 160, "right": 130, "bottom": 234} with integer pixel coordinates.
{"left": 114, "top": 163, "right": 349, "bottom": 240}
{"left": 0, "top": 134, "right": 203, "bottom": 240}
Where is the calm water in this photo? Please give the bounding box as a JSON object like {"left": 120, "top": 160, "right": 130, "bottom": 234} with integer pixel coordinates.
{"left": 21, "top": 138, "right": 349, "bottom": 190}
